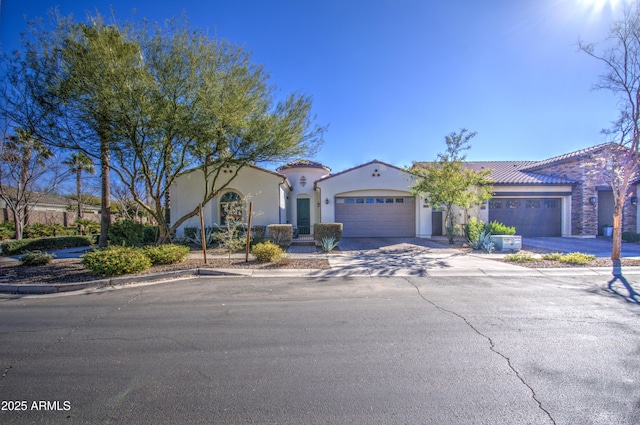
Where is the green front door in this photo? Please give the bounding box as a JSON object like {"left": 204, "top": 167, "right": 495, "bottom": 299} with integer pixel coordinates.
{"left": 296, "top": 198, "right": 311, "bottom": 235}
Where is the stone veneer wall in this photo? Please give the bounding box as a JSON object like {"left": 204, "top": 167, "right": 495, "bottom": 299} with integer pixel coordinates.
{"left": 532, "top": 147, "right": 637, "bottom": 236}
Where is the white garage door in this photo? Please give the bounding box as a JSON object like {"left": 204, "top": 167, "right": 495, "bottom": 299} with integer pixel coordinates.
{"left": 335, "top": 196, "right": 415, "bottom": 237}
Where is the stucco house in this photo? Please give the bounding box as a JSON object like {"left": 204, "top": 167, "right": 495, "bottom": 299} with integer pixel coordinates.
{"left": 170, "top": 142, "right": 639, "bottom": 239}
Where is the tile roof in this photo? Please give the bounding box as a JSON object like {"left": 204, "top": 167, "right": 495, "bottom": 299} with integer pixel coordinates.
{"left": 277, "top": 160, "right": 331, "bottom": 173}
{"left": 521, "top": 142, "right": 617, "bottom": 171}
{"left": 463, "top": 162, "right": 577, "bottom": 185}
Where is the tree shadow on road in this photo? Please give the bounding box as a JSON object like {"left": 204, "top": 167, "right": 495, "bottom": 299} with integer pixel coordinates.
{"left": 608, "top": 260, "right": 640, "bottom": 304}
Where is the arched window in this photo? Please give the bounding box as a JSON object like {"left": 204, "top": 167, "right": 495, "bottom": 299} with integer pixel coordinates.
{"left": 220, "top": 191, "right": 242, "bottom": 225}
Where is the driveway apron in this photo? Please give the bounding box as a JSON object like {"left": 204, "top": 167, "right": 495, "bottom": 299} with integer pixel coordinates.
{"left": 328, "top": 237, "right": 526, "bottom": 276}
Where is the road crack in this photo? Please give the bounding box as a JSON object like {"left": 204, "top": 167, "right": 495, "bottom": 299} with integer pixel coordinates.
{"left": 405, "top": 278, "right": 556, "bottom": 425}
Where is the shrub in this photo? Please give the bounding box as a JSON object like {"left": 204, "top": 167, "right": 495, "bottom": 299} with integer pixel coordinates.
{"left": 143, "top": 244, "right": 190, "bottom": 265}
{"left": 541, "top": 252, "right": 564, "bottom": 261}
{"left": 143, "top": 226, "right": 159, "bottom": 244}
{"left": 558, "top": 252, "right": 595, "bottom": 265}
{"left": 0, "top": 222, "right": 15, "bottom": 240}
{"left": 469, "top": 230, "right": 495, "bottom": 253}
{"left": 23, "top": 223, "right": 53, "bottom": 239}
{"left": 252, "top": 241, "right": 284, "bottom": 262}
{"left": 314, "top": 223, "right": 343, "bottom": 246}
{"left": 82, "top": 246, "right": 152, "bottom": 276}
{"left": 622, "top": 231, "right": 640, "bottom": 243}
{"left": 1, "top": 236, "right": 94, "bottom": 256}
{"left": 184, "top": 227, "right": 217, "bottom": 248}
{"left": 464, "top": 218, "right": 486, "bottom": 244}
{"left": 268, "top": 224, "right": 293, "bottom": 247}
{"left": 485, "top": 220, "right": 516, "bottom": 236}
{"left": 108, "top": 219, "right": 145, "bottom": 246}
{"left": 250, "top": 225, "right": 267, "bottom": 245}
{"left": 504, "top": 252, "right": 536, "bottom": 262}
{"left": 183, "top": 227, "right": 197, "bottom": 240}
{"left": 75, "top": 219, "right": 100, "bottom": 235}
{"left": 321, "top": 236, "right": 339, "bottom": 252}
{"left": 19, "top": 250, "right": 55, "bottom": 266}
{"left": 540, "top": 252, "right": 595, "bottom": 264}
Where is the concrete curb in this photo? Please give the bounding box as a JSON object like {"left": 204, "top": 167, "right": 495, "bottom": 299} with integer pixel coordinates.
{"left": 3, "top": 265, "right": 640, "bottom": 295}
{"left": 0, "top": 268, "right": 247, "bottom": 295}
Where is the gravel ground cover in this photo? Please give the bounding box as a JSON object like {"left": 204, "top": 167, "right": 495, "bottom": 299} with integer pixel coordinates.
{"left": 0, "top": 257, "right": 330, "bottom": 285}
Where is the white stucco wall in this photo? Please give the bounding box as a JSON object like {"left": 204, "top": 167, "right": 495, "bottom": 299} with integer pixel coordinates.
{"left": 278, "top": 166, "right": 329, "bottom": 233}
{"left": 170, "top": 165, "right": 290, "bottom": 238}
{"left": 314, "top": 161, "right": 433, "bottom": 237}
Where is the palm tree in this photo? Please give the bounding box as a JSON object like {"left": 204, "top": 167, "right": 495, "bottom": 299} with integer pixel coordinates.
{"left": 63, "top": 152, "right": 95, "bottom": 229}
{"left": 0, "top": 128, "right": 53, "bottom": 239}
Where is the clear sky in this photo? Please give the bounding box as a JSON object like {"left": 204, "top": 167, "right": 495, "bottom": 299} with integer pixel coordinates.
{"left": 0, "top": 0, "right": 631, "bottom": 173}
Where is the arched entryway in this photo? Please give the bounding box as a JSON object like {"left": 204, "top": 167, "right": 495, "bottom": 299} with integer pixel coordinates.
{"left": 296, "top": 197, "right": 311, "bottom": 235}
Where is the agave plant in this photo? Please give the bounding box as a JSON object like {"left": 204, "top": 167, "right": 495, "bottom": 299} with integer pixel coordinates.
{"left": 185, "top": 227, "right": 217, "bottom": 249}
{"left": 321, "top": 236, "right": 339, "bottom": 252}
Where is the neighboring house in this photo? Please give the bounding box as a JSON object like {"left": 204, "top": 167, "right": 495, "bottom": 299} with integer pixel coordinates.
{"left": 0, "top": 187, "right": 100, "bottom": 225}
{"left": 170, "top": 143, "right": 640, "bottom": 239}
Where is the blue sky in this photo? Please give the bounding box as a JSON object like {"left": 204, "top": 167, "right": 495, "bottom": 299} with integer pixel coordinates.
{"left": 0, "top": 0, "right": 630, "bottom": 173}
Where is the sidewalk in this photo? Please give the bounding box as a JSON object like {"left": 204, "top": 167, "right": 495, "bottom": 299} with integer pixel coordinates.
{"left": 2, "top": 245, "right": 639, "bottom": 295}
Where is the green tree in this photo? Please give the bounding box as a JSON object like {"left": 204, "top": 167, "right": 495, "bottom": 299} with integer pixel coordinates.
{"left": 409, "top": 129, "right": 493, "bottom": 244}
{"left": 62, "top": 151, "right": 95, "bottom": 225}
{"left": 0, "top": 127, "right": 55, "bottom": 239}
{"left": 57, "top": 19, "right": 144, "bottom": 247}
{"left": 1, "top": 12, "right": 324, "bottom": 245}
{"left": 579, "top": 2, "right": 640, "bottom": 261}
{"left": 104, "top": 18, "right": 324, "bottom": 242}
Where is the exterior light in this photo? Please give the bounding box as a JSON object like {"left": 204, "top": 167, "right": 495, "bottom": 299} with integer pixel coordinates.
{"left": 589, "top": 196, "right": 597, "bottom": 205}
{"left": 632, "top": 196, "right": 638, "bottom": 205}
{"left": 325, "top": 198, "right": 330, "bottom": 205}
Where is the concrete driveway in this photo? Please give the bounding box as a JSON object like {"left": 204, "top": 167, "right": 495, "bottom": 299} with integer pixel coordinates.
{"left": 328, "top": 237, "right": 526, "bottom": 277}
{"left": 338, "top": 236, "right": 640, "bottom": 258}
{"left": 524, "top": 236, "right": 640, "bottom": 258}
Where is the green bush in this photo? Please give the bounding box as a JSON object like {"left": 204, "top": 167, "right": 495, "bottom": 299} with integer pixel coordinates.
{"left": 143, "top": 226, "right": 159, "bottom": 244}
{"left": 504, "top": 252, "right": 536, "bottom": 263}
{"left": 1, "top": 236, "right": 94, "bottom": 256}
{"left": 541, "top": 252, "right": 595, "bottom": 264}
{"left": 250, "top": 225, "right": 267, "bottom": 245}
{"left": 313, "top": 223, "right": 343, "bottom": 246}
{"left": 0, "top": 222, "right": 15, "bottom": 240}
{"left": 268, "top": 224, "right": 293, "bottom": 247}
{"left": 75, "top": 219, "right": 100, "bottom": 235}
{"left": 485, "top": 221, "right": 516, "bottom": 236}
{"left": 23, "top": 223, "right": 53, "bottom": 239}
{"left": 183, "top": 227, "right": 197, "bottom": 240}
{"left": 464, "top": 218, "right": 485, "bottom": 243}
{"left": 558, "top": 252, "right": 595, "bottom": 265}
{"left": 144, "top": 244, "right": 191, "bottom": 265}
{"left": 252, "top": 241, "right": 284, "bottom": 262}
{"left": 108, "top": 219, "right": 145, "bottom": 246}
{"left": 622, "top": 231, "right": 640, "bottom": 243}
{"left": 82, "top": 246, "right": 152, "bottom": 276}
{"left": 19, "top": 250, "right": 55, "bottom": 266}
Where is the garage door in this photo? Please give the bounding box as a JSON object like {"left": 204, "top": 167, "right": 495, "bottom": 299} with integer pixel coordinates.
{"left": 489, "top": 198, "right": 561, "bottom": 237}
{"left": 335, "top": 196, "right": 415, "bottom": 237}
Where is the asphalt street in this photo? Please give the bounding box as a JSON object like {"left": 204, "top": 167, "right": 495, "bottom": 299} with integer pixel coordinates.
{"left": 0, "top": 274, "right": 638, "bottom": 424}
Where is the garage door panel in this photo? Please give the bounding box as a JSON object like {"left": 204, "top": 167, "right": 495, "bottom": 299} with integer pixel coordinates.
{"left": 335, "top": 197, "right": 415, "bottom": 237}
{"left": 489, "top": 198, "right": 561, "bottom": 237}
